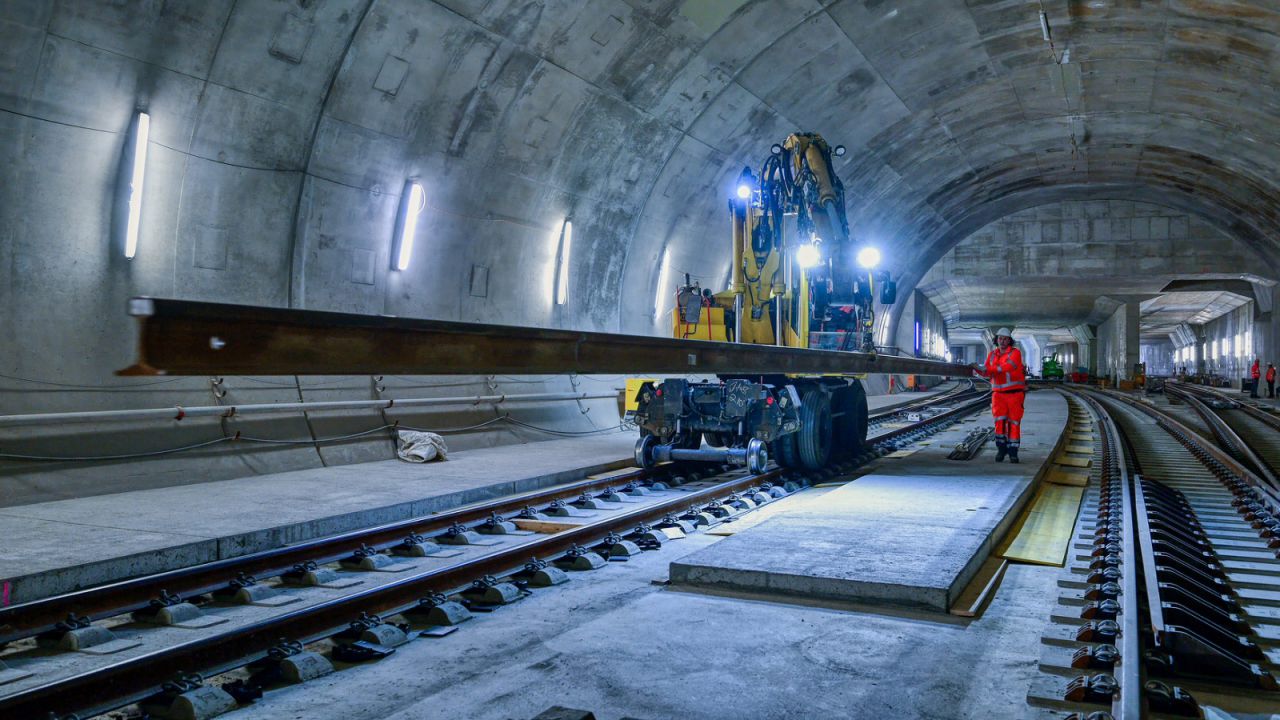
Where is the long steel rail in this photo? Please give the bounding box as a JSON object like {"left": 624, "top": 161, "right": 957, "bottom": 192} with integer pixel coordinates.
{"left": 118, "top": 298, "right": 974, "bottom": 377}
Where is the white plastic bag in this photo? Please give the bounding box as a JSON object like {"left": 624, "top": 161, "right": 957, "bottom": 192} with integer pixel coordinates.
{"left": 396, "top": 430, "right": 449, "bottom": 463}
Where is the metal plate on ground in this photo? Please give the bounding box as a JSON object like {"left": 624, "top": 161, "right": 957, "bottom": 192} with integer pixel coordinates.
{"left": 1057, "top": 455, "right": 1091, "bottom": 468}
{"left": 170, "top": 615, "right": 230, "bottom": 629}
{"left": 316, "top": 576, "right": 365, "bottom": 588}
{"left": 74, "top": 638, "right": 143, "bottom": 655}
{"left": 0, "top": 666, "right": 34, "bottom": 685}
{"left": 247, "top": 594, "right": 302, "bottom": 607}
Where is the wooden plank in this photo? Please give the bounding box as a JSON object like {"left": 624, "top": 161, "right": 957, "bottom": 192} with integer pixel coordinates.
{"left": 511, "top": 519, "right": 580, "bottom": 534}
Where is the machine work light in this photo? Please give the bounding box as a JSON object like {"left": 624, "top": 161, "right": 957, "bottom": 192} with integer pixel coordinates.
{"left": 393, "top": 181, "right": 425, "bottom": 271}
{"left": 124, "top": 111, "right": 150, "bottom": 259}
{"left": 796, "top": 244, "right": 821, "bottom": 269}
{"left": 856, "top": 246, "right": 881, "bottom": 269}
{"left": 736, "top": 183, "right": 752, "bottom": 200}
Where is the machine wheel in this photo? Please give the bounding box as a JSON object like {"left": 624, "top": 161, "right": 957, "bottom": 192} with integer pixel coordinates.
{"left": 635, "top": 434, "right": 658, "bottom": 469}
{"left": 746, "top": 438, "right": 769, "bottom": 474}
{"left": 797, "top": 388, "right": 833, "bottom": 469}
{"left": 772, "top": 431, "right": 800, "bottom": 468}
{"left": 831, "top": 382, "right": 869, "bottom": 458}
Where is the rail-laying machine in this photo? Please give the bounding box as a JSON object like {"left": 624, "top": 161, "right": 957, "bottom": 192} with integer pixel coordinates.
{"left": 120, "top": 139, "right": 970, "bottom": 473}
{"left": 631, "top": 133, "right": 901, "bottom": 473}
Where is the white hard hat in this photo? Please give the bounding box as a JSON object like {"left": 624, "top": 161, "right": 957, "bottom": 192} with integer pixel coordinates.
{"left": 995, "top": 328, "right": 1013, "bottom": 338}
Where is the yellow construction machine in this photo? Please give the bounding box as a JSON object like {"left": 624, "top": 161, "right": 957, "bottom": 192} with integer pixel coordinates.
{"left": 633, "top": 133, "right": 897, "bottom": 472}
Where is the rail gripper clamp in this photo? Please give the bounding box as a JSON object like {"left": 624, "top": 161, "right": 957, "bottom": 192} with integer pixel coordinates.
{"left": 249, "top": 639, "right": 334, "bottom": 685}
{"left": 392, "top": 532, "right": 440, "bottom": 557}
{"left": 555, "top": 543, "right": 607, "bottom": 571}
{"left": 212, "top": 572, "right": 280, "bottom": 605}
{"left": 626, "top": 523, "right": 665, "bottom": 550}
{"left": 599, "top": 532, "right": 642, "bottom": 560}
{"left": 1070, "top": 643, "right": 1118, "bottom": 670}
{"left": 140, "top": 672, "right": 237, "bottom": 720}
{"left": 405, "top": 591, "right": 473, "bottom": 626}
{"left": 622, "top": 481, "right": 651, "bottom": 497}
{"left": 462, "top": 575, "right": 525, "bottom": 607}
{"left": 35, "top": 612, "right": 118, "bottom": 652}
{"left": 572, "top": 492, "right": 606, "bottom": 509}
{"left": 436, "top": 523, "right": 485, "bottom": 546}
{"left": 340, "top": 543, "right": 402, "bottom": 570}
{"left": 132, "top": 589, "right": 211, "bottom": 626}
{"left": 656, "top": 513, "right": 696, "bottom": 535}
{"left": 335, "top": 612, "right": 413, "bottom": 648}
{"left": 281, "top": 560, "right": 342, "bottom": 587}
{"left": 1062, "top": 673, "right": 1118, "bottom": 704}
{"left": 1075, "top": 620, "right": 1119, "bottom": 643}
{"left": 545, "top": 499, "right": 589, "bottom": 518}
{"left": 516, "top": 557, "right": 570, "bottom": 587}
{"left": 680, "top": 504, "right": 716, "bottom": 528}
{"left": 518, "top": 505, "right": 551, "bottom": 521}
{"left": 478, "top": 512, "right": 518, "bottom": 535}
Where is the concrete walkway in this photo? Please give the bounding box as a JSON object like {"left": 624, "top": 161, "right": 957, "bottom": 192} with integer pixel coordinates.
{"left": 0, "top": 432, "right": 636, "bottom": 603}
{"left": 671, "top": 390, "right": 1068, "bottom": 612}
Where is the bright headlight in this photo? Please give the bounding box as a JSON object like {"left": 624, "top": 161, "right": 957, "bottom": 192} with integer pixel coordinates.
{"left": 856, "top": 246, "right": 881, "bottom": 269}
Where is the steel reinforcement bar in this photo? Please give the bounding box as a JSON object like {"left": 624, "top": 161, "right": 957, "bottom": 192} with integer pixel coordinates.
{"left": 118, "top": 298, "right": 975, "bottom": 377}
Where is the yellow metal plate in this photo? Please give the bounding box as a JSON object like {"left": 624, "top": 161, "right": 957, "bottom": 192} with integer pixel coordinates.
{"left": 1058, "top": 455, "right": 1092, "bottom": 468}
{"left": 997, "top": 483, "right": 1085, "bottom": 566}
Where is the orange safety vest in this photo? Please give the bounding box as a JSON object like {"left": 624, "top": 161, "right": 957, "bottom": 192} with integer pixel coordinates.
{"left": 1268, "top": 367, "right": 1276, "bottom": 382}
{"left": 981, "top": 346, "right": 1026, "bottom": 393}
{"left": 1252, "top": 360, "right": 1261, "bottom": 379}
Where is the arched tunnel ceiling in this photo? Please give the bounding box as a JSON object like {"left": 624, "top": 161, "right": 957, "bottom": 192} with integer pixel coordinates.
{"left": 3, "top": 0, "right": 1280, "bottom": 380}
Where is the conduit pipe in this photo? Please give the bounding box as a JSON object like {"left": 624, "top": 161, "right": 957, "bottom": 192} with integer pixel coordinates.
{"left": 0, "top": 391, "right": 620, "bottom": 429}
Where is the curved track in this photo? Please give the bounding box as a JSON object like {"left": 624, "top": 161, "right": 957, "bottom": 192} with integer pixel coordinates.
{"left": 1038, "top": 386, "right": 1280, "bottom": 719}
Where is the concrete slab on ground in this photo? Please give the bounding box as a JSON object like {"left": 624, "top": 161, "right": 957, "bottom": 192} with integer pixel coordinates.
{"left": 670, "top": 390, "right": 1068, "bottom": 612}
{"left": 0, "top": 433, "right": 635, "bottom": 603}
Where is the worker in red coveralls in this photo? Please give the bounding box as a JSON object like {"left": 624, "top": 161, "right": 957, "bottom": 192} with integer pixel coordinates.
{"left": 1267, "top": 363, "right": 1276, "bottom": 399}
{"left": 1251, "top": 358, "right": 1261, "bottom": 398}
{"left": 972, "top": 328, "right": 1026, "bottom": 463}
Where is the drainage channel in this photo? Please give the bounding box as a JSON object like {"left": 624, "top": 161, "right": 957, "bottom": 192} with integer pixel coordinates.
{"left": 1028, "top": 386, "right": 1280, "bottom": 720}
{"left": 1, "top": 391, "right": 989, "bottom": 719}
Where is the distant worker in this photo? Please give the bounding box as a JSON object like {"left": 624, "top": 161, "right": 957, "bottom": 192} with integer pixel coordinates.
{"left": 1268, "top": 363, "right": 1276, "bottom": 399}
{"left": 972, "top": 328, "right": 1026, "bottom": 463}
{"left": 1252, "top": 357, "right": 1261, "bottom": 398}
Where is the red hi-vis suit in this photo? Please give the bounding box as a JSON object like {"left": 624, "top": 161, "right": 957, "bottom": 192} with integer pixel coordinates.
{"left": 978, "top": 346, "right": 1027, "bottom": 448}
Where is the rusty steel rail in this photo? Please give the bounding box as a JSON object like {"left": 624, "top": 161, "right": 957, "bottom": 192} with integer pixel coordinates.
{"left": 0, "top": 469, "right": 781, "bottom": 718}
{"left": 0, "top": 466, "right": 664, "bottom": 645}
{"left": 118, "top": 298, "right": 975, "bottom": 377}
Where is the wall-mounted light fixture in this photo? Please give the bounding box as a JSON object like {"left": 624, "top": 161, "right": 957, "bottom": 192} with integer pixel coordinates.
{"left": 554, "top": 219, "right": 572, "bottom": 305}
{"left": 392, "top": 180, "right": 425, "bottom": 271}
{"left": 654, "top": 248, "right": 671, "bottom": 321}
{"left": 124, "top": 111, "right": 150, "bottom": 259}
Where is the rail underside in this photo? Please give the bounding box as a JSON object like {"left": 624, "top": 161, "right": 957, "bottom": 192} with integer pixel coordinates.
{"left": 118, "top": 298, "right": 974, "bottom": 377}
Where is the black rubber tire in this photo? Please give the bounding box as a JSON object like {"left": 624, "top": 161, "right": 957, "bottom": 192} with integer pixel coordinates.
{"left": 831, "top": 382, "right": 869, "bottom": 458}
{"left": 773, "top": 431, "right": 800, "bottom": 468}
{"left": 797, "top": 389, "right": 833, "bottom": 470}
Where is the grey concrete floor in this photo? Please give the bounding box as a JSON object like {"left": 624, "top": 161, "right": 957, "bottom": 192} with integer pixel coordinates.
{"left": 228, "top": 519, "right": 1063, "bottom": 720}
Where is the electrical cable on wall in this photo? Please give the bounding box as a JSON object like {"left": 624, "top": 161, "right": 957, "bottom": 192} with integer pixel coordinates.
{"left": 0, "top": 415, "right": 624, "bottom": 463}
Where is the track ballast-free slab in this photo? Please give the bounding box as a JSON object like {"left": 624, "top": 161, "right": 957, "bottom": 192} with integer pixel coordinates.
{"left": 670, "top": 391, "right": 1068, "bottom": 612}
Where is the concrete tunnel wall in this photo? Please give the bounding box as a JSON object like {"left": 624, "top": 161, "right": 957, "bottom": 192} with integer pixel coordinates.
{"left": 6, "top": 1, "right": 1280, "bottom": 502}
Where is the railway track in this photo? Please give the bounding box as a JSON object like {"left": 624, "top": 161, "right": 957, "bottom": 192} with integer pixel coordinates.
{"left": 1, "top": 387, "right": 987, "bottom": 719}
{"left": 1030, "top": 386, "right": 1280, "bottom": 719}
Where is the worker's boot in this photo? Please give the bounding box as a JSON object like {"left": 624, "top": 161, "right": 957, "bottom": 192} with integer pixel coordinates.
{"left": 994, "top": 440, "right": 1007, "bottom": 463}
{"left": 1008, "top": 446, "right": 1020, "bottom": 464}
